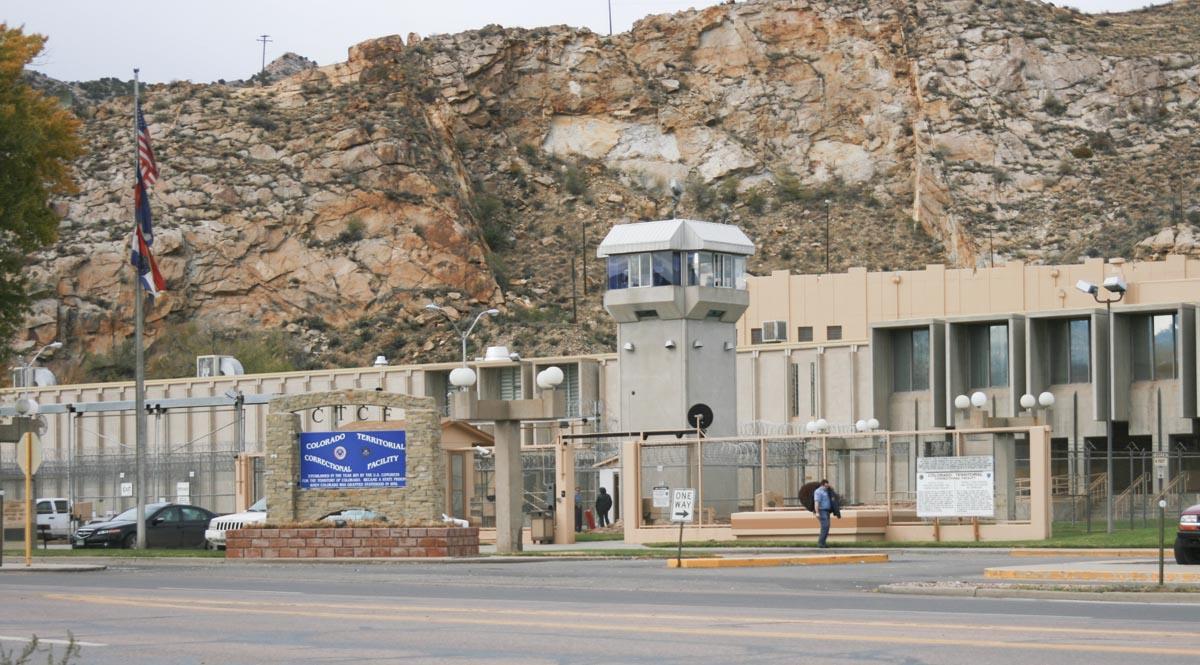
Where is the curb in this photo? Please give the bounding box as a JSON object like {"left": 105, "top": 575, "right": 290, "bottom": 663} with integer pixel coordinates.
{"left": 878, "top": 583, "right": 1200, "bottom": 603}
{"left": 1009, "top": 548, "right": 1163, "bottom": 558}
{"left": 0, "top": 563, "right": 107, "bottom": 573}
{"left": 984, "top": 567, "right": 1200, "bottom": 583}
{"left": 667, "top": 553, "right": 889, "bottom": 569}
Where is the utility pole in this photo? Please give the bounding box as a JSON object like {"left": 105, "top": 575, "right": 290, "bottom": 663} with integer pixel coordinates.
{"left": 608, "top": 0, "right": 613, "bottom": 36}
{"left": 823, "top": 199, "right": 831, "bottom": 274}
{"left": 571, "top": 254, "right": 579, "bottom": 324}
{"left": 581, "top": 220, "right": 588, "bottom": 295}
{"left": 258, "top": 34, "right": 273, "bottom": 74}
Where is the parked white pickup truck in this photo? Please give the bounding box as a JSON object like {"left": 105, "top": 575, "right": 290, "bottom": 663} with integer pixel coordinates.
{"left": 35, "top": 497, "right": 72, "bottom": 538}
{"left": 204, "top": 497, "right": 267, "bottom": 549}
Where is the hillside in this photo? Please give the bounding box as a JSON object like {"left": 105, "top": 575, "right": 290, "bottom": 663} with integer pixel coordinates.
{"left": 17, "top": 0, "right": 1200, "bottom": 378}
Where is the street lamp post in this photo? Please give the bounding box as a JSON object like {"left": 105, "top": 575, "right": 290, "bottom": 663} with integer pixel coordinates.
{"left": 425, "top": 304, "right": 500, "bottom": 369}
{"left": 1076, "top": 276, "right": 1126, "bottom": 534}
{"left": 19, "top": 341, "right": 61, "bottom": 481}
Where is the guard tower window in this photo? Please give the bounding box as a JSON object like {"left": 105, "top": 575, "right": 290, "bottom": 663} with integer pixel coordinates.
{"left": 797, "top": 326, "right": 813, "bottom": 342}
{"left": 606, "top": 250, "right": 745, "bottom": 290}
{"left": 607, "top": 255, "right": 629, "bottom": 290}
{"left": 826, "top": 326, "right": 842, "bottom": 341}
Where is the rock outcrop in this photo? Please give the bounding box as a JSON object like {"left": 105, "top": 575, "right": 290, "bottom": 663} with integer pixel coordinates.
{"left": 19, "top": 0, "right": 1200, "bottom": 369}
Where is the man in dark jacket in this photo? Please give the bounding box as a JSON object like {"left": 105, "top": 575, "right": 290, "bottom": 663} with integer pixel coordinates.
{"left": 595, "top": 487, "right": 613, "bottom": 527}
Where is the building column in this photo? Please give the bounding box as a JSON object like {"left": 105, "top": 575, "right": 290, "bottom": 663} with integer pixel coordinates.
{"left": 493, "top": 420, "right": 523, "bottom": 553}
{"left": 554, "top": 437, "right": 576, "bottom": 544}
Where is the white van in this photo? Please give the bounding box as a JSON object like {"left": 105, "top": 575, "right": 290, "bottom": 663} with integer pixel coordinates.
{"left": 35, "top": 497, "right": 72, "bottom": 538}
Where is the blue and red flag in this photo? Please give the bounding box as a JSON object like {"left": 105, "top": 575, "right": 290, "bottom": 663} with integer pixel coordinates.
{"left": 131, "top": 99, "right": 164, "bottom": 297}
{"left": 130, "top": 218, "right": 165, "bottom": 297}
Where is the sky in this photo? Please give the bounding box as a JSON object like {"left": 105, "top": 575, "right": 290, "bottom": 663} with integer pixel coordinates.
{"left": 4, "top": 0, "right": 1168, "bottom": 84}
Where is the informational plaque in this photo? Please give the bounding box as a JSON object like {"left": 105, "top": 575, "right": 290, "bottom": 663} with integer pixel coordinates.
{"left": 917, "top": 456, "right": 994, "bottom": 518}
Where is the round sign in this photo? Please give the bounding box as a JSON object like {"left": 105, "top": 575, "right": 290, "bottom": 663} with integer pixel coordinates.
{"left": 686, "top": 403, "right": 714, "bottom": 431}
{"left": 333, "top": 445, "right": 348, "bottom": 461}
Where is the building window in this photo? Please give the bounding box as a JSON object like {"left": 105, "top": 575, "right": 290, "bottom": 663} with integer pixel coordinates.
{"left": 827, "top": 326, "right": 842, "bottom": 341}
{"left": 607, "top": 251, "right": 744, "bottom": 290}
{"left": 967, "top": 323, "right": 1008, "bottom": 388}
{"left": 1049, "top": 318, "right": 1090, "bottom": 384}
{"left": 628, "top": 253, "right": 653, "bottom": 288}
{"left": 1132, "top": 313, "right": 1177, "bottom": 381}
{"left": 750, "top": 328, "right": 763, "bottom": 344}
{"left": 606, "top": 255, "right": 628, "bottom": 290}
{"left": 686, "top": 251, "right": 746, "bottom": 289}
{"left": 892, "top": 327, "right": 930, "bottom": 392}
{"left": 652, "top": 251, "right": 679, "bottom": 286}
{"left": 789, "top": 363, "right": 800, "bottom": 417}
{"left": 498, "top": 366, "right": 522, "bottom": 401}
{"left": 798, "top": 327, "right": 813, "bottom": 342}
{"left": 561, "top": 364, "right": 580, "bottom": 418}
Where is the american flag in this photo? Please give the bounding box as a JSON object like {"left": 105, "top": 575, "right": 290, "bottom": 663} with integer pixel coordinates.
{"left": 137, "top": 103, "right": 159, "bottom": 186}
{"left": 131, "top": 96, "right": 164, "bottom": 297}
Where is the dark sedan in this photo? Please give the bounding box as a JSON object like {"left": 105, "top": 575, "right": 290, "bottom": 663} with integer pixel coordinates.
{"left": 72, "top": 502, "right": 216, "bottom": 549}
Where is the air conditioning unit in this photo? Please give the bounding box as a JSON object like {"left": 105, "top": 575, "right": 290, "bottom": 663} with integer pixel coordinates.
{"left": 9, "top": 367, "right": 57, "bottom": 388}
{"left": 761, "top": 320, "right": 787, "bottom": 343}
{"left": 196, "top": 355, "right": 245, "bottom": 378}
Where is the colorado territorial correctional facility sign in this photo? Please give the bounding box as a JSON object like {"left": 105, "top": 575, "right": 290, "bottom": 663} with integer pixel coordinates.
{"left": 300, "top": 430, "right": 407, "bottom": 489}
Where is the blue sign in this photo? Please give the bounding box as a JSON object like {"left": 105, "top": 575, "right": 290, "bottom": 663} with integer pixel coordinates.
{"left": 299, "top": 430, "right": 406, "bottom": 489}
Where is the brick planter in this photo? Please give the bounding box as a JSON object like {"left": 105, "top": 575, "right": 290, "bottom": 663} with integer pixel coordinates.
{"left": 225, "top": 526, "right": 479, "bottom": 559}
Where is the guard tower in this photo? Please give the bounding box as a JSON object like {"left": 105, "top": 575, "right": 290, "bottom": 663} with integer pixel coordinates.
{"left": 597, "top": 219, "right": 754, "bottom": 437}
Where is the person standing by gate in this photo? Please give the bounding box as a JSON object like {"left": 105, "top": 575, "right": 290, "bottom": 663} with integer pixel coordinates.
{"left": 595, "top": 487, "right": 613, "bottom": 527}
{"left": 814, "top": 479, "right": 833, "bottom": 548}
{"left": 574, "top": 489, "right": 584, "bottom": 532}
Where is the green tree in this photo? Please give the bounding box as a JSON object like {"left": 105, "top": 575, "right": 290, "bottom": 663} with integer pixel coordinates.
{"left": 0, "top": 25, "right": 83, "bottom": 361}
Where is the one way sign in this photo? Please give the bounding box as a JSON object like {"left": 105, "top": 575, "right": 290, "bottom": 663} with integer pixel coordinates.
{"left": 670, "top": 488, "right": 695, "bottom": 523}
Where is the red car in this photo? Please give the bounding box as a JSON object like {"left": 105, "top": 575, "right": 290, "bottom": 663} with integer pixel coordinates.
{"left": 1176, "top": 503, "right": 1200, "bottom": 564}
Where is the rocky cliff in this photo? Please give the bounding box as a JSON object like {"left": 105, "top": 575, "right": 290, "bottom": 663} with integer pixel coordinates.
{"left": 19, "top": 0, "right": 1200, "bottom": 375}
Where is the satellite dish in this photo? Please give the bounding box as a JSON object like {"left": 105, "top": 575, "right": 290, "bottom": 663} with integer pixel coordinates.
{"left": 686, "top": 403, "right": 714, "bottom": 431}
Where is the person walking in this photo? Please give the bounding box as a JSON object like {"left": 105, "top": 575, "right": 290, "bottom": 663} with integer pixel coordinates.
{"left": 813, "top": 479, "right": 833, "bottom": 548}
{"left": 574, "top": 489, "right": 584, "bottom": 532}
{"left": 595, "top": 487, "right": 613, "bottom": 527}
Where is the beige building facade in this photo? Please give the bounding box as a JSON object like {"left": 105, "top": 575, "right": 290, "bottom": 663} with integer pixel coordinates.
{"left": 3, "top": 256, "right": 1198, "bottom": 528}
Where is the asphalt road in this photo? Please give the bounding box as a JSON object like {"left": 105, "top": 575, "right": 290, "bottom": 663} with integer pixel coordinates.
{"left": 0, "top": 551, "right": 1196, "bottom": 664}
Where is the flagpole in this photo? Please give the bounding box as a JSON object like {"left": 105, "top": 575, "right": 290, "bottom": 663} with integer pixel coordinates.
{"left": 133, "top": 68, "right": 147, "bottom": 550}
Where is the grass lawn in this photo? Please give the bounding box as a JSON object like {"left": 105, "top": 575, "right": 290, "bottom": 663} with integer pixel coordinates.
{"left": 574, "top": 532, "right": 625, "bottom": 542}
{"left": 2, "top": 547, "right": 225, "bottom": 558}
{"left": 644, "top": 521, "right": 1174, "bottom": 550}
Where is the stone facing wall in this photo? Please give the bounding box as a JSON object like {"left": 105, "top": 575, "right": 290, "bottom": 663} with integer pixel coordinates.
{"left": 226, "top": 527, "right": 479, "bottom": 558}
{"left": 265, "top": 390, "right": 445, "bottom": 524}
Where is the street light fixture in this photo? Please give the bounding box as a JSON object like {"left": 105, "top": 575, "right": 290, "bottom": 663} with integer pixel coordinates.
{"left": 425, "top": 304, "right": 499, "bottom": 365}
{"left": 1076, "top": 274, "right": 1126, "bottom": 534}
{"left": 18, "top": 341, "right": 62, "bottom": 390}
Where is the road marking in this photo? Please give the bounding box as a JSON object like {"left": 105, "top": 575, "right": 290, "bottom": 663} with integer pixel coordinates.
{"left": 42, "top": 593, "right": 1195, "bottom": 656}
{"left": 44, "top": 593, "right": 1187, "bottom": 638}
{"left": 0, "top": 635, "right": 107, "bottom": 648}
{"left": 157, "top": 587, "right": 302, "bottom": 595}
